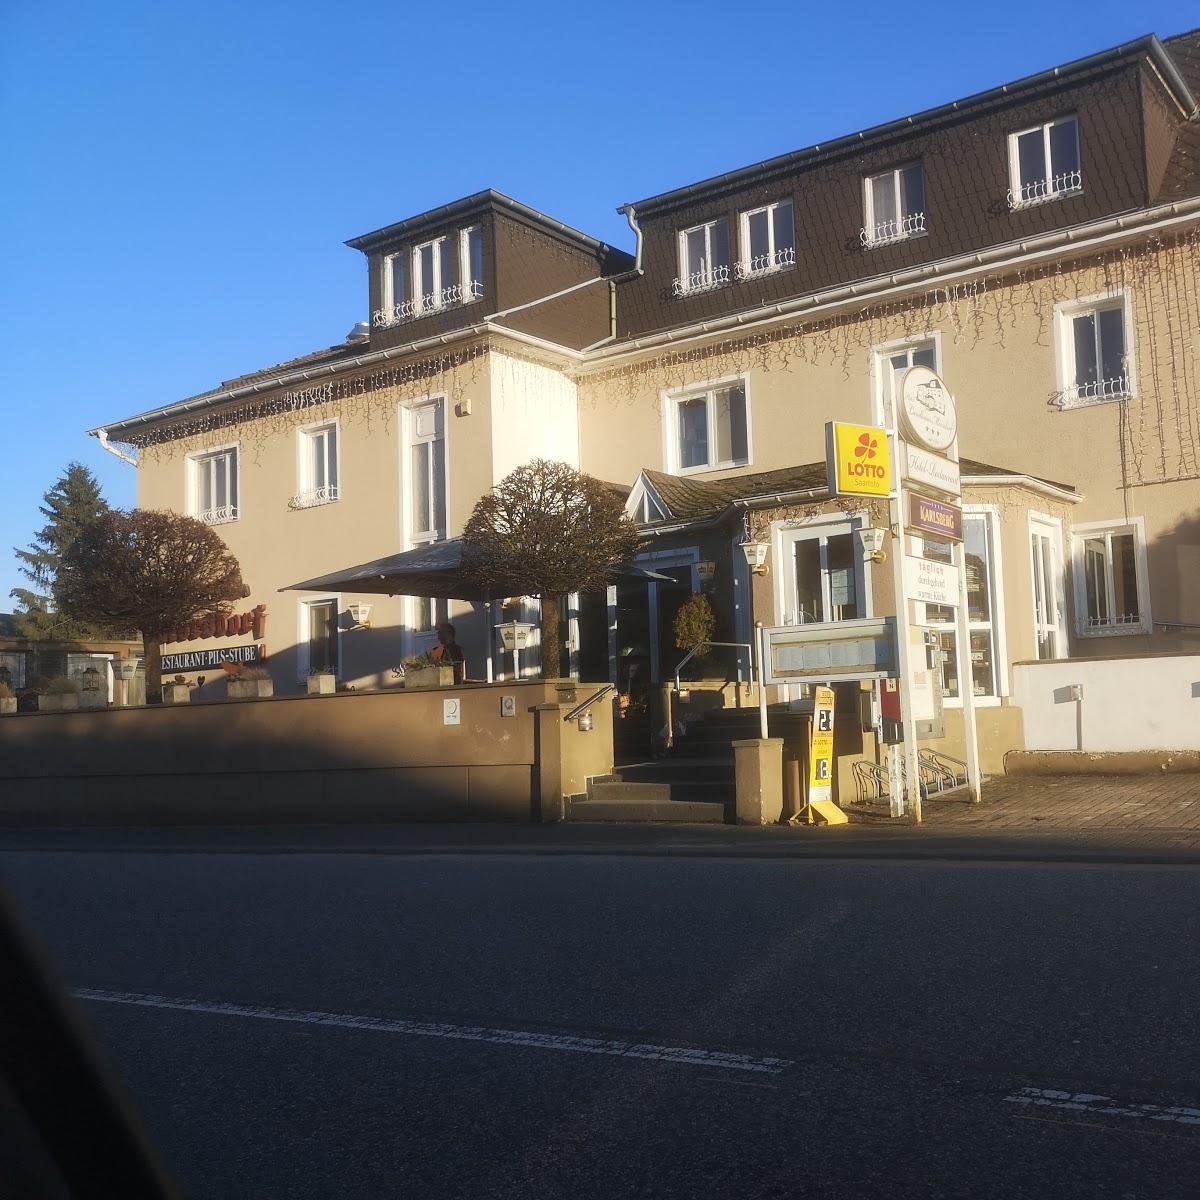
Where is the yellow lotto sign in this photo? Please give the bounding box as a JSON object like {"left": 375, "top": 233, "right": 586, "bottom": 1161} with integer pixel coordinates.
{"left": 826, "top": 422, "right": 893, "bottom": 498}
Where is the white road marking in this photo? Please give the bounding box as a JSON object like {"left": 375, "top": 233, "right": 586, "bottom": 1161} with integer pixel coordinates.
{"left": 1004, "top": 1087, "right": 1200, "bottom": 1127}
{"left": 72, "top": 987, "right": 793, "bottom": 1076}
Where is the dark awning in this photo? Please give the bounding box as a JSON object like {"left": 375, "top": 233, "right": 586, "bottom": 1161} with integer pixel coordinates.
{"left": 280, "top": 538, "right": 673, "bottom": 601}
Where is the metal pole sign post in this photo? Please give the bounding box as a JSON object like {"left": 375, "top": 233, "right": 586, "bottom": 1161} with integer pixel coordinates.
{"left": 895, "top": 366, "right": 983, "bottom": 812}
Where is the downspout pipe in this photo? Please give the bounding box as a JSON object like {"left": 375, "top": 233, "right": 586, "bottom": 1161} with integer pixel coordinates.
{"left": 96, "top": 429, "right": 139, "bottom": 467}
{"left": 621, "top": 204, "right": 645, "bottom": 275}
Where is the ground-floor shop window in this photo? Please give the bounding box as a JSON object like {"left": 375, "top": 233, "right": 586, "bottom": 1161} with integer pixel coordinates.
{"left": 922, "top": 511, "right": 1003, "bottom": 702}
{"left": 0, "top": 651, "right": 27, "bottom": 690}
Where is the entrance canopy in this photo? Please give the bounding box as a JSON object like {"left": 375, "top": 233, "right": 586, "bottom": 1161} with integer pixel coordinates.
{"left": 281, "top": 537, "right": 673, "bottom": 600}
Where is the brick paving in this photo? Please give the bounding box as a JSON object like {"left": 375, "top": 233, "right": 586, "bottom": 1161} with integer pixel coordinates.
{"left": 921, "top": 773, "right": 1200, "bottom": 833}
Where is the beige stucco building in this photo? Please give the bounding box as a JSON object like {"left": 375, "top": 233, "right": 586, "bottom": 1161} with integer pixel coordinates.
{"left": 93, "top": 31, "right": 1200, "bottom": 793}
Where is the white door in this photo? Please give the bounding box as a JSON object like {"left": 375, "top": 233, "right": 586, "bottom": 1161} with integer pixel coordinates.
{"left": 1029, "top": 515, "right": 1067, "bottom": 660}
{"left": 783, "top": 521, "right": 866, "bottom": 626}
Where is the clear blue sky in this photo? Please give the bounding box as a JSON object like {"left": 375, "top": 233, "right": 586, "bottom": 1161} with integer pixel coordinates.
{"left": 2, "top": 0, "right": 1195, "bottom": 602}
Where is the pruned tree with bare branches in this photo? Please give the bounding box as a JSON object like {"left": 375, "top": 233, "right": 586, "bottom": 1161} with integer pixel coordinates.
{"left": 463, "top": 460, "right": 639, "bottom": 678}
{"left": 55, "top": 509, "right": 248, "bottom": 702}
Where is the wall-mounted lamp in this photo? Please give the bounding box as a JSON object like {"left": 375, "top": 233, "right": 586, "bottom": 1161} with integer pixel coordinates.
{"left": 696, "top": 560, "right": 717, "bottom": 586}
{"left": 856, "top": 527, "right": 888, "bottom": 564}
{"left": 347, "top": 602, "right": 373, "bottom": 629}
{"left": 82, "top": 666, "right": 102, "bottom": 693}
{"left": 740, "top": 540, "right": 770, "bottom": 577}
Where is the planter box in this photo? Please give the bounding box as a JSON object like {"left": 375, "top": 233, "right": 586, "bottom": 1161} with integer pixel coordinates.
{"left": 38, "top": 693, "right": 80, "bottom": 713}
{"left": 161, "top": 683, "right": 192, "bottom": 705}
{"left": 0, "top": 698, "right": 16, "bottom": 716}
{"left": 79, "top": 691, "right": 108, "bottom": 710}
{"left": 227, "top": 678, "right": 274, "bottom": 701}
{"left": 306, "top": 673, "right": 336, "bottom": 696}
{"left": 404, "top": 665, "right": 455, "bottom": 690}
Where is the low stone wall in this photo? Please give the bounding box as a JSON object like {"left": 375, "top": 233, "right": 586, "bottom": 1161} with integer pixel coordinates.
{"left": 0, "top": 680, "right": 614, "bottom": 826}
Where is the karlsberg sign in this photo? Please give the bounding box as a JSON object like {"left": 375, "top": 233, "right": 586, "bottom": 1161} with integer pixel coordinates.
{"left": 825, "top": 422, "right": 893, "bottom": 498}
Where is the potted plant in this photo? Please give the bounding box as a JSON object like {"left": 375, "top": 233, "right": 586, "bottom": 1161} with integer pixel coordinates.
{"left": 0, "top": 681, "right": 16, "bottom": 716}
{"left": 226, "top": 665, "right": 274, "bottom": 700}
{"left": 161, "top": 674, "right": 193, "bottom": 705}
{"left": 673, "top": 592, "right": 716, "bottom": 681}
{"left": 37, "top": 676, "right": 81, "bottom": 713}
{"left": 400, "top": 652, "right": 454, "bottom": 690}
{"left": 306, "top": 667, "right": 337, "bottom": 695}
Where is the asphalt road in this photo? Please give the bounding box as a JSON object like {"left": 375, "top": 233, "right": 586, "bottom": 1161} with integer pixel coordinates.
{"left": 2, "top": 831, "right": 1199, "bottom": 1198}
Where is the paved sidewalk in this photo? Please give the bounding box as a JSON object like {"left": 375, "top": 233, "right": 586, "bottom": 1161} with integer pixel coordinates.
{"left": 921, "top": 772, "right": 1200, "bottom": 832}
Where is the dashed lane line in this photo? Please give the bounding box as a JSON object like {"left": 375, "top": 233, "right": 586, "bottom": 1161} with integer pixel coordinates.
{"left": 72, "top": 987, "right": 793, "bottom": 1076}
{"left": 1004, "top": 1087, "right": 1200, "bottom": 1127}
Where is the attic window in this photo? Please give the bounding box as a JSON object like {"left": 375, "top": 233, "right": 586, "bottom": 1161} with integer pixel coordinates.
{"left": 1008, "top": 117, "right": 1081, "bottom": 208}
{"left": 636, "top": 488, "right": 668, "bottom": 524}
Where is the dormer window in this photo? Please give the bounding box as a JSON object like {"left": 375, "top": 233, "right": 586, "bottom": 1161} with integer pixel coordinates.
{"left": 414, "top": 236, "right": 456, "bottom": 314}
{"left": 737, "top": 200, "right": 795, "bottom": 278}
{"left": 373, "top": 225, "right": 485, "bottom": 328}
{"left": 674, "top": 218, "right": 731, "bottom": 296}
{"left": 862, "top": 164, "right": 926, "bottom": 247}
{"left": 1008, "top": 116, "right": 1081, "bottom": 208}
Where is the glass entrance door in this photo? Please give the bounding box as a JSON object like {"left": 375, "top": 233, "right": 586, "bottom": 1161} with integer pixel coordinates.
{"left": 787, "top": 524, "right": 864, "bottom": 625}
{"left": 1030, "top": 517, "right": 1067, "bottom": 659}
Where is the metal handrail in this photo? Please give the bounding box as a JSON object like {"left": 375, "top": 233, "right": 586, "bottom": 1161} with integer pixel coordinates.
{"left": 563, "top": 684, "right": 614, "bottom": 723}
{"left": 673, "top": 641, "right": 753, "bottom": 692}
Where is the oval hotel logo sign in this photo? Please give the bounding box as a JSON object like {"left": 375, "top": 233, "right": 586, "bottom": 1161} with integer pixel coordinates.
{"left": 826, "top": 421, "right": 893, "bottom": 497}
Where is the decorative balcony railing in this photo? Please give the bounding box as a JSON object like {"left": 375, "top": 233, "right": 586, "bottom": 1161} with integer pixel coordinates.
{"left": 735, "top": 246, "right": 796, "bottom": 280}
{"left": 672, "top": 263, "right": 731, "bottom": 297}
{"left": 197, "top": 505, "right": 238, "bottom": 526}
{"left": 289, "top": 484, "right": 340, "bottom": 510}
{"left": 1007, "top": 169, "right": 1083, "bottom": 209}
{"left": 1085, "top": 610, "right": 1143, "bottom": 630}
{"left": 860, "top": 211, "right": 927, "bottom": 248}
{"left": 372, "top": 279, "right": 484, "bottom": 328}
{"left": 1056, "top": 373, "right": 1130, "bottom": 409}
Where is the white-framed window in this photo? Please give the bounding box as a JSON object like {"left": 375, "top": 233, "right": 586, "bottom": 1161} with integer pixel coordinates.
{"left": 922, "top": 509, "right": 1006, "bottom": 705}
{"left": 411, "top": 587, "right": 449, "bottom": 637}
{"left": 382, "top": 251, "right": 408, "bottom": 315}
{"left": 413, "top": 236, "right": 457, "bottom": 314}
{"left": 299, "top": 596, "right": 340, "bottom": 679}
{"left": 737, "top": 199, "right": 795, "bottom": 278}
{"left": 779, "top": 519, "right": 868, "bottom": 627}
{"left": 674, "top": 217, "right": 731, "bottom": 296}
{"left": 292, "top": 420, "right": 339, "bottom": 509}
{"left": 460, "top": 225, "right": 483, "bottom": 302}
{"left": 862, "top": 163, "right": 926, "bottom": 247}
{"left": 407, "top": 397, "right": 447, "bottom": 542}
{"left": 188, "top": 445, "right": 239, "bottom": 525}
{"left": 1029, "top": 513, "right": 1068, "bottom": 660}
{"left": 1071, "top": 518, "right": 1151, "bottom": 637}
{"left": 871, "top": 334, "right": 940, "bottom": 429}
{"left": 1054, "top": 292, "right": 1132, "bottom": 407}
{"left": 665, "top": 378, "right": 750, "bottom": 474}
{"left": 1008, "top": 116, "right": 1081, "bottom": 208}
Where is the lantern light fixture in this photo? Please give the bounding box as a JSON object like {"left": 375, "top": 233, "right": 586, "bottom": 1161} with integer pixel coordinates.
{"left": 347, "top": 602, "right": 373, "bottom": 629}
{"left": 856, "top": 527, "right": 888, "bottom": 563}
{"left": 740, "top": 540, "right": 770, "bottom": 576}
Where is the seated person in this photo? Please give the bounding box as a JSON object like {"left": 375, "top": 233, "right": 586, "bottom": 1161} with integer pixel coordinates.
{"left": 428, "top": 622, "right": 466, "bottom": 684}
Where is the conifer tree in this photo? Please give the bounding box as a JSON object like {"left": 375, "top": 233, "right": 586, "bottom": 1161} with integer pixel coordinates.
{"left": 10, "top": 463, "right": 115, "bottom": 640}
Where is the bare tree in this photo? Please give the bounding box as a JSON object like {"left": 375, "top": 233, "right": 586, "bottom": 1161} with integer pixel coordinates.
{"left": 55, "top": 509, "right": 247, "bottom": 702}
{"left": 463, "top": 460, "right": 639, "bottom": 678}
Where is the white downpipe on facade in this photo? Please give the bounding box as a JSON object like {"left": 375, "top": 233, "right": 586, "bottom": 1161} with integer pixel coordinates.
{"left": 755, "top": 622, "right": 768, "bottom": 741}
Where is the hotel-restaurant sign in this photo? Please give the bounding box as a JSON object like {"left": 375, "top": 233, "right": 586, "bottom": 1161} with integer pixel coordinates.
{"left": 908, "top": 492, "right": 963, "bottom": 541}
{"left": 162, "top": 644, "right": 264, "bottom": 673}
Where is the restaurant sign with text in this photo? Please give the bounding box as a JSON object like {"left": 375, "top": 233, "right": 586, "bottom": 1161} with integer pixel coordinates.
{"left": 908, "top": 492, "right": 963, "bottom": 541}
{"left": 161, "top": 644, "right": 264, "bottom": 673}
{"left": 826, "top": 422, "right": 893, "bottom": 498}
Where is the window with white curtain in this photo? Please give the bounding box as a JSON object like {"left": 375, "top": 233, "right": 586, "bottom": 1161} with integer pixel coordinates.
{"left": 738, "top": 199, "right": 795, "bottom": 277}
{"left": 1008, "top": 116, "right": 1081, "bottom": 207}
{"left": 671, "top": 381, "right": 749, "bottom": 472}
{"left": 408, "top": 399, "right": 446, "bottom": 541}
{"left": 460, "top": 226, "right": 483, "bottom": 301}
{"left": 413, "top": 236, "right": 457, "bottom": 313}
{"left": 293, "top": 422, "right": 339, "bottom": 508}
{"left": 189, "top": 447, "right": 239, "bottom": 525}
{"left": 675, "top": 218, "right": 731, "bottom": 295}
{"left": 862, "top": 163, "right": 926, "bottom": 246}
